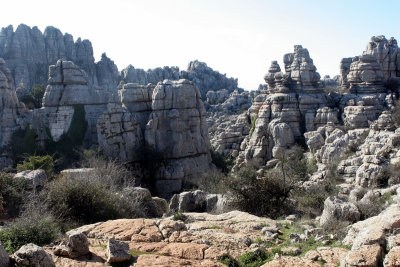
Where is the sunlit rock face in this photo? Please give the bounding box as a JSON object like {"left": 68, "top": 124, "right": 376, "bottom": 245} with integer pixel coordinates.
{"left": 339, "top": 36, "right": 400, "bottom": 129}
{"left": 0, "top": 24, "right": 119, "bottom": 97}
{"left": 32, "top": 59, "right": 115, "bottom": 148}
{"left": 234, "top": 45, "right": 338, "bottom": 169}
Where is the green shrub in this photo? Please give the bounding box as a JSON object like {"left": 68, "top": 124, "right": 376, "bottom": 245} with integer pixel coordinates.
{"left": 172, "top": 211, "right": 187, "bottom": 221}
{"left": 296, "top": 191, "right": 326, "bottom": 216}
{"left": 220, "top": 255, "right": 240, "bottom": 267}
{"left": 210, "top": 149, "right": 234, "bottom": 174}
{"left": 43, "top": 154, "right": 144, "bottom": 227}
{"left": 17, "top": 155, "right": 54, "bottom": 179}
{"left": 10, "top": 127, "right": 39, "bottom": 162}
{"left": 237, "top": 249, "right": 272, "bottom": 267}
{"left": 0, "top": 172, "right": 30, "bottom": 217}
{"left": 31, "top": 85, "right": 46, "bottom": 108}
{"left": 249, "top": 114, "right": 258, "bottom": 137}
{"left": 227, "top": 147, "right": 316, "bottom": 218}
{"left": 0, "top": 212, "right": 59, "bottom": 253}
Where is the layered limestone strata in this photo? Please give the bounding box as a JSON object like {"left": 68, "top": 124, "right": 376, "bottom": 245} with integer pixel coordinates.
{"left": 340, "top": 36, "right": 400, "bottom": 129}
{"left": 97, "top": 79, "right": 213, "bottom": 195}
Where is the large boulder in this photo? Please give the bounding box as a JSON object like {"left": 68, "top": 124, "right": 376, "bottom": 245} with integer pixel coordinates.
{"left": 14, "top": 169, "right": 47, "bottom": 191}
{"left": 54, "top": 231, "right": 90, "bottom": 258}
{"left": 319, "top": 196, "right": 360, "bottom": 227}
{"left": 169, "top": 190, "right": 207, "bottom": 212}
{"left": 12, "top": 243, "right": 55, "bottom": 267}
{"left": 106, "top": 238, "right": 131, "bottom": 263}
{"left": 343, "top": 205, "right": 400, "bottom": 249}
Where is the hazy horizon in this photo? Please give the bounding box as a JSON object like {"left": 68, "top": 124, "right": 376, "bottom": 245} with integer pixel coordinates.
{"left": 1, "top": 0, "right": 400, "bottom": 90}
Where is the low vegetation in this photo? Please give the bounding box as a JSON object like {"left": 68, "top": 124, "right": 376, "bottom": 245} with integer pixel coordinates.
{"left": 0, "top": 172, "right": 30, "bottom": 217}
{"left": 0, "top": 151, "right": 147, "bottom": 252}
{"left": 0, "top": 210, "right": 59, "bottom": 254}
{"left": 226, "top": 146, "right": 316, "bottom": 218}
{"left": 17, "top": 155, "right": 55, "bottom": 179}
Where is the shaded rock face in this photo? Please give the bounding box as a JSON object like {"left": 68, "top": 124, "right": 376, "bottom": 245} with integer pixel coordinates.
{"left": 97, "top": 103, "right": 144, "bottom": 162}
{"left": 120, "top": 60, "right": 238, "bottom": 99}
{"left": 97, "top": 79, "right": 212, "bottom": 195}
{"left": 0, "top": 24, "right": 119, "bottom": 94}
{"left": 206, "top": 89, "right": 259, "bottom": 157}
{"left": 0, "top": 58, "right": 27, "bottom": 168}
{"left": 234, "top": 45, "right": 337, "bottom": 169}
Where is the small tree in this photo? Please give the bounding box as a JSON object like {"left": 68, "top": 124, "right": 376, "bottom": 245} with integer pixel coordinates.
{"left": 31, "top": 85, "right": 46, "bottom": 108}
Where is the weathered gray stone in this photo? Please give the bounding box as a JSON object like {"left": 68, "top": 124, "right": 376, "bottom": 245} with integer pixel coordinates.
{"left": 54, "top": 231, "right": 90, "bottom": 258}
{"left": 14, "top": 169, "right": 47, "bottom": 191}
{"left": 0, "top": 243, "right": 9, "bottom": 267}
{"left": 320, "top": 196, "right": 360, "bottom": 227}
{"left": 12, "top": 243, "right": 54, "bottom": 267}
{"left": 107, "top": 238, "right": 131, "bottom": 263}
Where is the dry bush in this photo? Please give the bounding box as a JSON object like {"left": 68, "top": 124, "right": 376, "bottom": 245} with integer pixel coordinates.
{"left": 80, "top": 149, "right": 136, "bottom": 189}
{"left": 196, "top": 169, "right": 228, "bottom": 194}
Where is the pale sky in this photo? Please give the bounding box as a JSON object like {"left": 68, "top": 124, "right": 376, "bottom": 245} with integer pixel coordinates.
{"left": 1, "top": 0, "right": 399, "bottom": 90}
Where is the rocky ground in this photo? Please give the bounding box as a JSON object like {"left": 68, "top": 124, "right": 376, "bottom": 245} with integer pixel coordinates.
{"left": 5, "top": 201, "right": 400, "bottom": 266}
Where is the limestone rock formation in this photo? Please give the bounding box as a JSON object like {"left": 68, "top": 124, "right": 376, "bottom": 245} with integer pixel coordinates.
{"left": 320, "top": 75, "right": 341, "bottom": 89}
{"left": 32, "top": 59, "right": 115, "bottom": 148}
{"left": 120, "top": 65, "right": 180, "bottom": 88}
{"left": 339, "top": 36, "right": 400, "bottom": 129}
{"left": 169, "top": 190, "right": 230, "bottom": 213}
{"left": 0, "top": 243, "right": 9, "bottom": 267}
{"left": 120, "top": 60, "right": 238, "bottom": 99}
{"left": 119, "top": 82, "right": 155, "bottom": 128}
{"left": 0, "top": 58, "right": 27, "bottom": 168}
{"left": 145, "top": 79, "right": 212, "bottom": 193}
{"left": 181, "top": 60, "right": 238, "bottom": 99}
{"left": 206, "top": 89, "right": 258, "bottom": 157}
{"left": 97, "top": 103, "right": 143, "bottom": 162}
{"left": 234, "top": 45, "right": 336, "bottom": 169}
{"left": 97, "top": 79, "right": 213, "bottom": 195}
{"left": 0, "top": 24, "right": 119, "bottom": 95}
